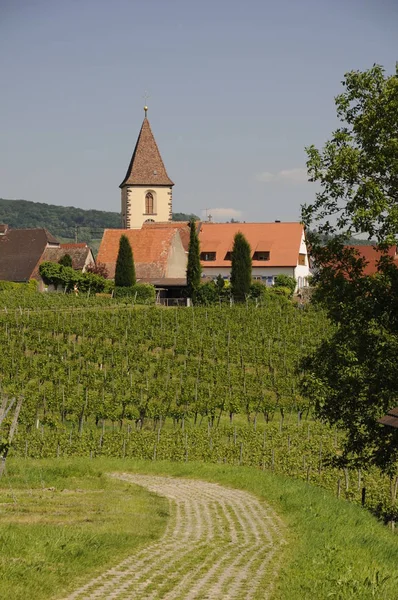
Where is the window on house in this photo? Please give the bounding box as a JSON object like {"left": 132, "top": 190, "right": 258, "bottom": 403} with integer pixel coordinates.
{"left": 253, "top": 251, "right": 270, "bottom": 261}
{"left": 298, "top": 253, "right": 306, "bottom": 266}
{"left": 224, "top": 252, "right": 232, "bottom": 261}
{"left": 145, "top": 192, "right": 155, "bottom": 214}
{"left": 200, "top": 252, "right": 216, "bottom": 261}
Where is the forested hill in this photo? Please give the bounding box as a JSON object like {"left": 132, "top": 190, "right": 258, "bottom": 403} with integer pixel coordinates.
{"left": 0, "top": 198, "right": 198, "bottom": 243}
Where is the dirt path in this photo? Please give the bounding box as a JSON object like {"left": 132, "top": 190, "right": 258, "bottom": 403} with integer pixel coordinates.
{"left": 62, "top": 473, "right": 286, "bottom": 600}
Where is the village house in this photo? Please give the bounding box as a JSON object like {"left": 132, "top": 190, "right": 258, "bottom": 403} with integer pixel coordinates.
{"left": 198, "top": 221, "right": 310, "bottom": 288}
{"left": 97, "top": 223, "right": 189, "bottom": 297}
{"left": 0, "top": 225, "right": 94, "bottom": 288}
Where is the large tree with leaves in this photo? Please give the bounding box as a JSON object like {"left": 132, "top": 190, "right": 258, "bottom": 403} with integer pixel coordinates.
{"left": 301, "top": 64, "right": 398, "bottom": 472}
{"left": 186, "top": 218, "right": 201, "bottom": 300}
{"left": 231, "top": 232, "right": 252, "bottom": 302}
{"left": 115, "top": 234, "right": 136, "bottom": 287}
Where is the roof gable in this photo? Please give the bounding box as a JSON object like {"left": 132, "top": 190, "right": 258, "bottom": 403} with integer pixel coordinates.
{"left": 97, "top": 228, "right": 183, "bottom": 279}
{"left": 120, "top": 118, "right": 174, "bottom": 187}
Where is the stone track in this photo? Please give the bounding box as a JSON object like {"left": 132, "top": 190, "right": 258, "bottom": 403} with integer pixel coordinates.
{"left": 62, "top": 473, "right": 286, "bottom": 600}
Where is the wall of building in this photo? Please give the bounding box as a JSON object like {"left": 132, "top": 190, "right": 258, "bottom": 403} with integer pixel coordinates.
{"left": 166, "top": 233, "right": 187, "bottom": 278}
{"left": 122, "top": 185, "right": 173, "bottom": 229}
{"left": 201, "top": 266, "right": 295, "bottom": 281}
{"left": 82, "top": 250, "right": 95, "bottom": 273}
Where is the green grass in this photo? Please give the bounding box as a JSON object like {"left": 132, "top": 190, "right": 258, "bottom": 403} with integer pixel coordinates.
{"left": 0, "top": 460, "right": 168, "bottom": 600}
{"left": 1, "top": 458, "right": 397, "bottom": 599}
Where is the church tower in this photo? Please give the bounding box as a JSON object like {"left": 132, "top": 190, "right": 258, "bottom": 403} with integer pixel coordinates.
{"left": 120, "top": 107, "right": 174, "bottom": 229}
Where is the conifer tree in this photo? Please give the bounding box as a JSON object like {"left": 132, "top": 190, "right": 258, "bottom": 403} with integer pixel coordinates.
{"left": 58, "top": 254, "right": 72, "bottom": 268}
{"left": 186, "top": 218, "right": 201, "bottom": 299}
{"left": 231, "top": 232, "right": 252, "bottom": 302}
{"left": 115, "top": 235, "right": 136, "bottom": 287}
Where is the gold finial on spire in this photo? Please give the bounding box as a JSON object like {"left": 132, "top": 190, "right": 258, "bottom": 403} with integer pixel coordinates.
{"left": 143, "top": 91, "right": 150, "bottom": 118}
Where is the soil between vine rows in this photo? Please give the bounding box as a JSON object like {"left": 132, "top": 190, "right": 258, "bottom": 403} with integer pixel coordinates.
{"left": 62, "top": 473, "right": 286, "bottom": 600}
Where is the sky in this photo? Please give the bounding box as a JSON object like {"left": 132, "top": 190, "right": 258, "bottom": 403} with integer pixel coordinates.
{"left": 1, "top": 0, "right": 397, "bottom": 223}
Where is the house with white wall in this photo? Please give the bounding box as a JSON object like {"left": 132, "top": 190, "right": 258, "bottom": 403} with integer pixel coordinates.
{"left": 198, "top": 221, "right": 310, "bottom": 289}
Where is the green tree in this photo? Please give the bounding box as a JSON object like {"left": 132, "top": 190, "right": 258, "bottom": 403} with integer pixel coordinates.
{"left": 186, "top": 218, "right": 201, "bottom": 299}
{"left": 115, "top": 235, "right": 136, "bottom": 287}
{"left": 58, "top": 254, "right": 72, "bottom": 268}
{"left": 301, "top": 64, "right": 398, "bottom": 471}
{"left": 274, "top": 274, "right": 296, "bottom": 297}
{"left": 231, "top": 232, "right": 252, "bottom": 302}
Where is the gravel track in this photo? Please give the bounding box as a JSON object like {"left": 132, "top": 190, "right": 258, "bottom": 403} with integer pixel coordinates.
{"left": 62, "top": 473, "right": 286, "bottom": 600}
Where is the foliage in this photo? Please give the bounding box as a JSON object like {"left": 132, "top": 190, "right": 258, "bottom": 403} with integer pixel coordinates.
{"left": 86, "top": 261, "right": 108, "bottom": 278}
{"left": 0, "top": 280, "right": 37, "bottom": 293}
{"left": 301, "top": 64, "right": 398, "bottom": 472}
{"left": 274, "top": 274, "right": 296, "bottom": 297}
{"left": 302, "top": 64, "right": 398, "bottom": 245}
{"left": 215, "top": 274, "right": 225, "bottom": 292}
{"left": 172, "top": 212, "right": 200, "bottom": 222}
{"left": 230, "top": 232, "right": 252, "bottom": 302}
{"left": 195, "top": 281, "right": 220, "bottom": 305}
{"left": 0, "top": 197, "right": 196, "bottom": 246}
{"left": 186, "top": 219, "right": 201, "bottom": 300}
{"left": 58, "top": 254, "right": 72, "bottom": 267}
{"left": 39, "top": 262, "right": 106, "bottom": 293}
{"left": 115, "top": 235, "right": 136, "bottom": 287}
{"left": 114, "top": 283, "right": 155, "bottom": 303}
{"left": 0, "top": 198, "right": 121, "bottom": 243}
{"left": 1, "top": 294, "right": 398, "bottom": 521}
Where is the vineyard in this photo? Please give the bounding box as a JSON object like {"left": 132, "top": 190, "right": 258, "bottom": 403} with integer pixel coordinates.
{"left": 1, "top": 292, "right": 397, "bottom": 522}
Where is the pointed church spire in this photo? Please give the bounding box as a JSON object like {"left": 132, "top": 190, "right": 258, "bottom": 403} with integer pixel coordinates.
{"left": 119, "top": 115, "right": 174, "bottom": 188}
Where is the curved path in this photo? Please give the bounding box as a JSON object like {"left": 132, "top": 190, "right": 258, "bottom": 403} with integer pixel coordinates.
{"left": 63, "top": 473, "right": 286, "bottom": 600}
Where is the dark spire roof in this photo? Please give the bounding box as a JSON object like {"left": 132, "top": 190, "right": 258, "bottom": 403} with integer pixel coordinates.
{"left": 120, "top": 117, "right": 174, "bottom": 187}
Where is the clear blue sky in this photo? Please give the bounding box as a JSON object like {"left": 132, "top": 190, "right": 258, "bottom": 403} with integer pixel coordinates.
{"left": 1, "top": 0, "right": 397, "bottom": 222}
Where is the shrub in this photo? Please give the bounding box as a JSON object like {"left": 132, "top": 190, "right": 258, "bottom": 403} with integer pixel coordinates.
{"left": 271, "top": 285, "right": 292, "bottom": 298}
{"left": 195, "top": 282, "right": 219, "bottom": 305}
{"left": 114, "top": 284, "right": 155, "bottom": 304}
{"left": 0, "top": 280, "right": 38, "bottom": 293}
{"left": 274, "top": 274, "right": 296, "bottom": 297}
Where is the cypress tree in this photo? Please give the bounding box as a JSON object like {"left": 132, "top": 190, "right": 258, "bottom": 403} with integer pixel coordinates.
{"left": 186, "top": 218, "right": 201, "bottom": 299}
{"left": 230, "top": 232, "right": 252, "bottom": 302}
{"left": 115, "top": 234, "right": 136, "bottom": 287}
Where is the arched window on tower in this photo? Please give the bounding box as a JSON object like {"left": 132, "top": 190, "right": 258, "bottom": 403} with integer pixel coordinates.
{"left": 145, "top": 192, "right": 154, "bottom": 215}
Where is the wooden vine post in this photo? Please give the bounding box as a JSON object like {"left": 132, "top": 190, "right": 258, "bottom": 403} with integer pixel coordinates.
{"left": 0, "top": 395, "right": 24, "bottom": 478}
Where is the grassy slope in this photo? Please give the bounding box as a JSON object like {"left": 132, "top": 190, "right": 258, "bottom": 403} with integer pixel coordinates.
{"left": 1, "top": 458, "right": 397, "bottom": 600}
{"left": 0, "top": 460, "right": 168, "bottom": 600}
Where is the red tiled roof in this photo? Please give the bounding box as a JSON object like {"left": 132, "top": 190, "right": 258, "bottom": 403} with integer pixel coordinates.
{"left": 198, "top": 222, "right": 305, "bottom": 267}
{"left": 120, "top": 117, "right": 174, "bottom": 187}
{"left": 349, "top": 245, "right": 397, "bottom": 275}
{"left": 97, "top": 228, "right": 181, "bottom": 279}
{"left": 142, "top": 221, "right": 190, "bottom": 251}
{"left": 60, "top": 243, "right": 87, "bottom": 249}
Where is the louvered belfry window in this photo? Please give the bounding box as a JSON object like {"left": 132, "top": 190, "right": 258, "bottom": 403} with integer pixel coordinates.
{"left": 145, "top": 192, "right": 154, "bottom": 214}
